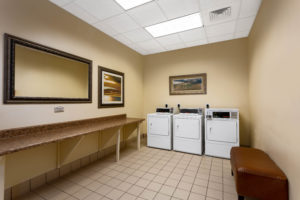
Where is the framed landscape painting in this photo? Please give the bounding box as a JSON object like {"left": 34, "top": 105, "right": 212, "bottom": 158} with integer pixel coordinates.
{"left": 98, "top": 66, "right": 124, "bottom": 108}
{"left": 169, "top": 73, "right": 207, "bottom": 95}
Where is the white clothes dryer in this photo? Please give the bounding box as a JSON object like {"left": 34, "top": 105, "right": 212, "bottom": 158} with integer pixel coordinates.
{"left": 205, "top": 108, "right": 240, "bottom": 158}
{"left": 173, "top": 108, "right": 203, "bottom": 155}
{"left": 147, "top": 108, "right": 173, "bottom": 150}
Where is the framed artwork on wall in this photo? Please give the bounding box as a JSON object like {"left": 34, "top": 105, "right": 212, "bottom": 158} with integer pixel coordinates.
{"left": 169, "top": 73, "right": 207, "bottom": 95}
{"left": 98, "top": 66, "right": 124, "bottom": 108}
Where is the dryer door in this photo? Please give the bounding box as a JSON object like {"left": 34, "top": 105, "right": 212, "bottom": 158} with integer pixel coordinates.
{"left": 206, "top": 120, "right": 237, "bottom": 143}
{"left": 148, "top": 115, "right": 170, "bottom": 136}
{"left": 174, "top": 117, "right": 201, "bottom": 139}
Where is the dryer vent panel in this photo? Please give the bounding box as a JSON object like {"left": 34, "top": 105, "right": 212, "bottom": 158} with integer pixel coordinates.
{"left": 209, "top": 7, "right": 231, "bottom": 21}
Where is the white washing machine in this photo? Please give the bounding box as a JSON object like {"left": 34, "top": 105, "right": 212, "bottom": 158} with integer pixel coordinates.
{"left": 173, "top": 108, "right": 203, "bottom": 155}
{"left": 205, "top": 108, "right": 240, "bottom": 159}
{"left": 147, "top": 108, "right": 173, "bottom": 150}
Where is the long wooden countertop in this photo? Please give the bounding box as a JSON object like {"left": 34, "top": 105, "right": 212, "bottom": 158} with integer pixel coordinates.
{"left": 0, "top": 114, "right": 144, "bottom": 156}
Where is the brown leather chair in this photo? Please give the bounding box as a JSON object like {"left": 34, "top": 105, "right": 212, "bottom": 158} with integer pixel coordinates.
{"left": 230, "top": 147, "right": 288, "bottom": 200}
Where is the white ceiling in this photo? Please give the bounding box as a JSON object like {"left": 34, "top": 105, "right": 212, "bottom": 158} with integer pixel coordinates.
{"left": 49, "top": 0, "right": 262, "bottom": 55}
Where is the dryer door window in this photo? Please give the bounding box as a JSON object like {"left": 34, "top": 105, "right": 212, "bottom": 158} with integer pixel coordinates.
{"left": 174, "top": 118, "right": 200, "bottom": 139}
{"left": 148, "top": 116, "right": 170, "bottom": 136}
{"left": 206, "top": 120, "right": 237, "bottom": 143}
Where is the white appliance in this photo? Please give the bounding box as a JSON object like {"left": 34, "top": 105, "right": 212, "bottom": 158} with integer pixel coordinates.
{"left": 173, "top": 108, "right": 203, "bottom": 155}
{"left": 205, "top": 108, "right": 239, "bottom": 159}
{"left": 147, "top": 108, "right": 173, "bottom": 150}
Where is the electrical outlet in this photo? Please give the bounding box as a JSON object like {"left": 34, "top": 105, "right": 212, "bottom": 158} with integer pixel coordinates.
{"left": 54, "top": 106, "right": 64, "bottom": 113}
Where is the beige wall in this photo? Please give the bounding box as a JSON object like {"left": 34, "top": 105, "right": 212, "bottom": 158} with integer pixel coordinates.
{"left": 248, "top": 0, "right": 300, "bottom": 199}
{"left": 0, "top": 0, "right": 143, "bottom": 188}
{"left": 144, "top": 39, "right": 251, "bottom": 146}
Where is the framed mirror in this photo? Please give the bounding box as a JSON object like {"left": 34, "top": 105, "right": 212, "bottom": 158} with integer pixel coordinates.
{"left": 4, "top": 34, "right": 92, "bottom": 104}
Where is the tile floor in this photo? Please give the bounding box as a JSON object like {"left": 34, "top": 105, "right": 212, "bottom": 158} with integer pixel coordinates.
{"left": 18, "top": 145, "right": 243, "bottom": 200}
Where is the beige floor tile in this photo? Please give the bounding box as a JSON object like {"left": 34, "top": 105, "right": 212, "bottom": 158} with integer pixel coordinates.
{"left": 139, "top": 189, "right": 157, "bottom": 200}
{"left": 135, "top": 178, "right": 151, "bottom": 188}
{"left": 206, "top": 188, "right": 222, "bottom": 200}
{"left": 164, "top": 178, "right": 179, "bottom": 187}
{"left": 147, "top": 182, "right": 162, "bottom": 192}
{"left": 208, "top": 181, "right": 222, "bottom": 191}
{"left": 153, "top": 176, "right": 167, "bottom": 184}
{"left": 132, "top": 170, "right": 145, "bottom": 178}
{"left": 194, "top": 178, "right": 208, "bottom": 187}
{"left": 105, "top": 189, "right": 124, "bottom": 200}
{"left": 223, "top": 192, "right": 238, "bottom": 200}
{"left": 177, "top": 182, "right": 193, "bottom": 191}
{"left": 154, "top": 193, "right": 171, "bottom": 200}
{"left": 224, "top": 185, "right": 237, "bottom": 195}
{"left": 119, "top": 193, "right": 137, "bottom": 200}
{"left": 125, "top": 176, "right": 140, "bottom": 184}
{"left": 106, "top": 178, "right": 122, "bottom": 188}
{"left": 97, "top": 175, "right": 111, "bottom": 184}
{"left": 84, "top": 192, "right": 103, "bottom": 200}
{"left": 191, "top": 184, "right": 207, "bottom": 196}
{"left": 73, "top": 188, "right": 92, "bottom": 200}
{"left": 209, "top": 175, "right": 222, "bottom": 184}
{"left": 142, "top": 173, "right": 156, "bottom": 181}
{"left": 53, "top": 181, "right": 82, "bottom": 194}
{"left": 159, "top": 185, "right": 175, "bottom": 196}
{"left": 127, "top": 185, "right": 144, "bottom": 196}
{"left": 117, "top": 181, "right": 133, "bottom": 192}
{"left": 95, "top": 185, "right": 113, "bottom": 196}
{"left": 115, "top": 173, "right": 129, "bottom": 181}
{"left": 173, "top": 188, "right": 190, "bottom": 200}
{"left": 85, "top": 181, "right": 103, "bottom": 191}
{"left": 188, "top": 192, "right": 205, "bottom": 200}
{"left": 181, "top": 176, "right": 194, "bottom": 184}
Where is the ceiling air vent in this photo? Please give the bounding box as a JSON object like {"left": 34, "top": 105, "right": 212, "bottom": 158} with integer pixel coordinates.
{"left": 209, "top": 7, "right": 231, "bottom": 21}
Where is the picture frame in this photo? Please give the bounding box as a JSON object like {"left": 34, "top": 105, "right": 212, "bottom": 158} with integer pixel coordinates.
{"left": 169, "top": 73, "right": 207, "bottom": 95}
{"left": 98, "top": 66, "right": 124, "bottom": 108}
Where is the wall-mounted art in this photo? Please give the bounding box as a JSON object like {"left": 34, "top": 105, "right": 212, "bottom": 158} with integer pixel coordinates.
{"left": 98, "top": 66, "right": 124, "bottom": 108}
{"left": 169, "top": 73, "right": 207, "bottom": 95}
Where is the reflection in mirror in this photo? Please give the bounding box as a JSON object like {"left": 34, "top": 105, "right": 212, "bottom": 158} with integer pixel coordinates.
{"left": 4, "top": 34, "right": 92, "bottom": 104}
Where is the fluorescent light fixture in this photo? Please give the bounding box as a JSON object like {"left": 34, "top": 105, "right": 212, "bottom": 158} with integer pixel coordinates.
{"left": 115, "top": 0, "right": 153, "bottom": 10}
{"left": 145, "top": 13, "right": 203, "bottom": 37}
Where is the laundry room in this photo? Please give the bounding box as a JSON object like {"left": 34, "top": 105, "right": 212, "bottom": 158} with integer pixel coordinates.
{"left": 0, "top": 0, "right": 299, "bottom": 200}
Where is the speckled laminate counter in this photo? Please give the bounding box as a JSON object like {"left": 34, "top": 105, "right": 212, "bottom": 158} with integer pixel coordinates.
{"left": 0, "top": 114, "right": 144, "bottom": 156}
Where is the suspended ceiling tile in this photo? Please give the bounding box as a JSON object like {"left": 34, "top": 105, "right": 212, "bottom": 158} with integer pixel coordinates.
{"left": 112, "top": 34, "right": 133, "bottom": 46}
{"left": 50, "top": 0, "right": 74, "bottom": 7}
{"left": 156, "top": 34, "right": 183, "bottom": 46}
{"left": 234, "top": 30, "right": 249, "bottom": 39}
{"left": 122, "top": 28, "right": 152, "bottom": 43}
{"left": 205, "top": 21, "right": 236, "bottom": 37}
{"left": 164, "top": 42, "right": 187, "bottom": 51}
{"left": 101, "top": 13, "right": 139, "bottom": 34}
{"left": 179, "top": 28, "right": 206, "bottom": 43}
{"left": 208, "top": 33, "right": 233, "bottom": 43}
{"left": 199, "top": 0, "right": 238, "bottom": 11}
{"left": 157, "top": 0, "right": 200, "bottom": 19}
{"left": 137, "top": 39, "right": 165, "bottom": 51}
{"left": 236, "top": 16, "right": 256, "bottom": 32}
{"left": 239, "top": 0, "right": 262, "bottom": 18}
{"left": 185, "top": 39, "right": 208, "bottom": 48}
{"left": 63, "top": 2, "right": 98, "bottom": 24}
{"left": 127, "top": 2, "right": 167, "bottom": 27}
{"left": 75, "top": 0, "right": 124, "bottom": 21}
{"left": 93, "top": 22, "right": 119, "bottom": 36}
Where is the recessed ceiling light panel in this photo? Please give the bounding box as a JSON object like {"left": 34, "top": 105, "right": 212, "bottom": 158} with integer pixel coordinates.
{"left": 145, "top": 13, "right": 203, "bottom": 38}
{"left": 115, "top": 0, "right": 153, "bottom": 10}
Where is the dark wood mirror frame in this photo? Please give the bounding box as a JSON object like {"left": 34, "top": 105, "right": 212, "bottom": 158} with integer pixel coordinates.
{"left": 3, "top": 33, "right": 93, "bottom": 104}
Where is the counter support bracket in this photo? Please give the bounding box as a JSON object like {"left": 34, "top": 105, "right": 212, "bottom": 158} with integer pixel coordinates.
{"left": 0, "top": 156, "right": 5, "bottom": 200}
{"left": 116, "top": 128, "right": 121, "bottom": 162}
